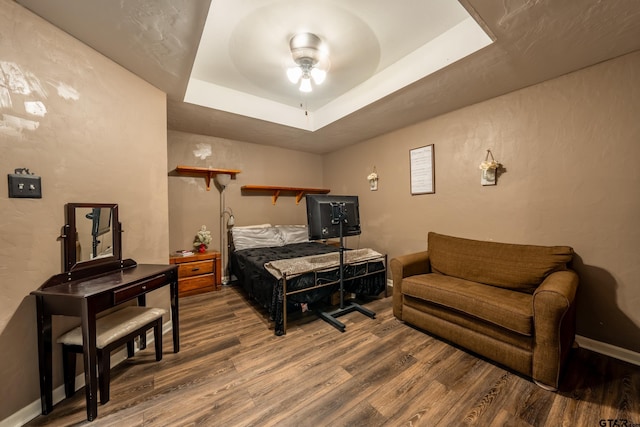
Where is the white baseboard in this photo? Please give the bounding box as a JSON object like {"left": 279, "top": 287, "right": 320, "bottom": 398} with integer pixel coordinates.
{"left": 0, "top": 321, "right": 172, "bottom": 427}
{"left": 575, "top": 335, "right": 640, "bottom": 366}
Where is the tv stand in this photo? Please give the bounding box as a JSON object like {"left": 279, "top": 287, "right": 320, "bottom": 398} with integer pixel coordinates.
{"left": 317, "top": 299, "right": 375, "bottom": 332}
{"left": 316, "top": 203, "right": 376, "bottom": 332}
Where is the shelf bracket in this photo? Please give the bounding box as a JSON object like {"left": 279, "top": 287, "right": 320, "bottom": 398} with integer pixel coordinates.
{"left": 272, "top": 190, "right": 281, "bottom": 205}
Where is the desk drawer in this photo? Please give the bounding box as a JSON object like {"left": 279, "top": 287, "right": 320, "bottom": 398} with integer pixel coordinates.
{"left": 177, "top": 260, "right": 213, "bottom": 278}
{"left": 113, "top": 274, "right": 168, "bottom": 304}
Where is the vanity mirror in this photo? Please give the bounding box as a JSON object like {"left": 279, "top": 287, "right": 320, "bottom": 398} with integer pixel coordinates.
{"left": 62, "top": 203, "right": 122, "bottom": 272}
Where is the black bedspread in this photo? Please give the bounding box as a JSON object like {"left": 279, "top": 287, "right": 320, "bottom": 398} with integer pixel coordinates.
{"left": 230, "top": 242, "right": 386, "bottom": 335}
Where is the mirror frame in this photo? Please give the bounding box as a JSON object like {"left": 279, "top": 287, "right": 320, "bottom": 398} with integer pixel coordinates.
{"left": 63, "top": 202, "right": 122, "bottom": 272}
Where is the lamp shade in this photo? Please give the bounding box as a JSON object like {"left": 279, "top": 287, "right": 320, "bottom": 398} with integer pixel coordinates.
{"left": 215, "top": 173, "right": 231, "bottom": 188}
{"left": 310, "top": 68, "right": 326, "bottom": 85}
{"left": 299, "top": 78, "right": 312, "bottom": 93}
{"left": 287, "top": 67, "right": 303, "bottom": 83}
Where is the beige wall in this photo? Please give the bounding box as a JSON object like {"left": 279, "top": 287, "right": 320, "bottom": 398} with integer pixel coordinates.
{"left": 0, "top": 1, "right": 169, "bottom": 420}
{"left": 2, "top": 0, "right": 639, "bottom": 421}
{"left": 324, "top": 50, "right": 640, "bottom": 354}
{"left": 167, "top": 130, "right": 324, "bottom": 255}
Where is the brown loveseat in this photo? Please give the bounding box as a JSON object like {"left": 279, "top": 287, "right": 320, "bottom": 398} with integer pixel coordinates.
{"left": 391, "top": 232, "right": 578, "bottom": 390}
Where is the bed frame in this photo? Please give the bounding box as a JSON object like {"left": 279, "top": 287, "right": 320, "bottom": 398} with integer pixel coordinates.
{"left": 229, "top": 232, "right": 387, "bottom": 335}
{"left": 280, "top": 253, "right": 387, "bottom": 334}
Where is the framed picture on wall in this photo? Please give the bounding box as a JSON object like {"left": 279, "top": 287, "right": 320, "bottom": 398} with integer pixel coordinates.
{"left": 410, "top": 144, "right": 435, "bottom": 195}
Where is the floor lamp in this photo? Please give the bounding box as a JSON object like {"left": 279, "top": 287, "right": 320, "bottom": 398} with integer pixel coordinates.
{"left": 215, "top": 173, "right": 234, "bottom": 285}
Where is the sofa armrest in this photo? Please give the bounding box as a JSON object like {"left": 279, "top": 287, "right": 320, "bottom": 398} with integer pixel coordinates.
{"left": 390, "top": 251, "right": 430, "bottom": 320}
{"left": 532, "top": 269, "right": 579, "bottom": 389}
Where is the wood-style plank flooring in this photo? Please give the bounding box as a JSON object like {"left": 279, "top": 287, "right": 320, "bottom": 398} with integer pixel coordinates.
{"left": 26, "top": 285, "right": 640, "bottom": 426}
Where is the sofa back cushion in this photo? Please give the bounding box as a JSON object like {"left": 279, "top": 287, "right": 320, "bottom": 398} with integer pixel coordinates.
{"left": 428, "top": 232, "right": 573, "bottom": 294}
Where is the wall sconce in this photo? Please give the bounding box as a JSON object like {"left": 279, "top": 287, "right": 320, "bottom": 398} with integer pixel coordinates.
{"left": 479, "top": 149, "right": 501, "bottom": 186}
{"left": 367, "top": 167, "right": 378, "bottom": 191}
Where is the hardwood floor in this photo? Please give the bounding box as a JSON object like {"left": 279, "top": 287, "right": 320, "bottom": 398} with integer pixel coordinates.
{"left": 26, "top": 285, "right": 640, "bottom": 426}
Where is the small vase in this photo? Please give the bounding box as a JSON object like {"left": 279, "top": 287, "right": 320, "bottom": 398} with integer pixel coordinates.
{"left": 198, "top": 244, "right": 207, "bottom": 253}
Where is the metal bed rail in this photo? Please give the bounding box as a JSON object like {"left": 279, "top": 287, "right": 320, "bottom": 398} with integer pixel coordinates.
{"left": 281, "top": 253, "right": 387, "bottom": 334}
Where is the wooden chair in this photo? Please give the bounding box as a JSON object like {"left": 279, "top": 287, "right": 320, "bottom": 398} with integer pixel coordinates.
{"left": 57, "top": 306, "right": 166, "bottom": 404}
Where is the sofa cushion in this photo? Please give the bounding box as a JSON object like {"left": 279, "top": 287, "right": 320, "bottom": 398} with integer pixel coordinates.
{"left": 428, "top": 232, "right": 573, "bottom": 294}
{"left": 402, "top": 273, "right": 534, "bottom": 336}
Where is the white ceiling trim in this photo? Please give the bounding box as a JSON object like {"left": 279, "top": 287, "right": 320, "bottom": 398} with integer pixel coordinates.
{"left": 184, "top": 79, "right": 313, "bottom": 129}
{"left": 184, "top": 15, "right": 492, "bottom": 132}
{"left": 312, "top": 17, "right": 493, "bottom": 130}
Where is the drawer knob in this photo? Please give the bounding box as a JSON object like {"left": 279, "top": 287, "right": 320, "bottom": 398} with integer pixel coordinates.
{"left": 142, "top": 285, "right": 147, "bottom": 290}
{"left": 191, "top": 267, "right": 200, "bottom": 272}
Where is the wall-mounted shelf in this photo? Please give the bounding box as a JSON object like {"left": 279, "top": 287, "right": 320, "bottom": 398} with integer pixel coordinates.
{"left": 241, "top": 185, "right": 330, "bottom": 205}
{"left": 173, "top": 166, "right": 241, "bottom": 191}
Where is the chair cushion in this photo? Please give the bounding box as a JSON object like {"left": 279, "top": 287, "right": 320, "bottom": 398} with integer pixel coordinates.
{"left": 428, "top": 232, "right": 573, "bottom": 294}
{"left": 57, "top": 306, "right": 166, "bottom": 348}
{"left": 402, "top": 273, "right": 534, "bottom": 336}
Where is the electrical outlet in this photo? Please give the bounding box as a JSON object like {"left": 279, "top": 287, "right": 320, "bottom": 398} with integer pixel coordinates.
{"left": 8, "top": 173, "right": 42, "bottom": 198}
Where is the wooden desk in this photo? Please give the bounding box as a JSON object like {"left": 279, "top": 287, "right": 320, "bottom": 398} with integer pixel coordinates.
{"left": 31, "top": 259, "right": 179, "bottom": 421}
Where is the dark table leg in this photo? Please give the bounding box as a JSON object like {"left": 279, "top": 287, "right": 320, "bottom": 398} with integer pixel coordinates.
{"left": 170, "top": 279, "right": 180, "bottom": 352}
{"left": 80, "top": 301, "right": 98, "bottom": 421}
{"left": 137, "top": 294, "right": 147, "bottom": 349}
{"left": 35, "top": 296, "right": 53, "bottom": 415}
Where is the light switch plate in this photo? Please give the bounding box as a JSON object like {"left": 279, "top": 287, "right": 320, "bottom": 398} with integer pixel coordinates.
{"left": 8, "top": 173, "right": 42, "bottom": 198}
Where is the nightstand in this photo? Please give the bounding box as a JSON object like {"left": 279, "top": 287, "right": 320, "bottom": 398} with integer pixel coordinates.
{"left": 169, "top": 251, "right": 221, "bottom": 297}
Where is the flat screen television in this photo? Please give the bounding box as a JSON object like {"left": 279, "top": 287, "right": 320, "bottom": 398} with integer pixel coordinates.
{"left": 306, "top": 194, "right": 361, "bottom": 241}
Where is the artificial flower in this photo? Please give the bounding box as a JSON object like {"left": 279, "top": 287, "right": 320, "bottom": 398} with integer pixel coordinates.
{"left": 193, "top": 225, "right": 212, "bottom": 248}
{"left": 479, "top": 160, "right": 499, "bottom": 170}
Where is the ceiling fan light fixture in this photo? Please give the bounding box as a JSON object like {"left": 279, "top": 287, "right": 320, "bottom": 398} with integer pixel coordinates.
{"left": 287, "top": 32, "right": 329, "bottom": 92}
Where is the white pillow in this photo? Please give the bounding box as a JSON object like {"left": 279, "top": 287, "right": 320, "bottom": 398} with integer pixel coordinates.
{"left": 231, "top": 226, "right": 284, "bottom": 251}
{"left": 276, "top": 225, "right": 309, "bottom": 245}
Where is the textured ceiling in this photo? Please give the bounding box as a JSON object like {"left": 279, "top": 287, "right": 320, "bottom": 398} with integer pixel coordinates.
{"left": 15, "top": 0, "right": 640, "bottom": 154}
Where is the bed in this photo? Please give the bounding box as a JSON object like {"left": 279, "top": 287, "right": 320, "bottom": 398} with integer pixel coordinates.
{"left": 229, "top": 225, "right": 387, "bottom": 335}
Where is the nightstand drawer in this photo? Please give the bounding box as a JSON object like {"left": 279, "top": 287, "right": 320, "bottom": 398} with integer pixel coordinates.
{"left": 177, "top": 260, "right": 213, "bottom": 278}
{"left": 178, "top": 274, "right": 215, "bottom": 296}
